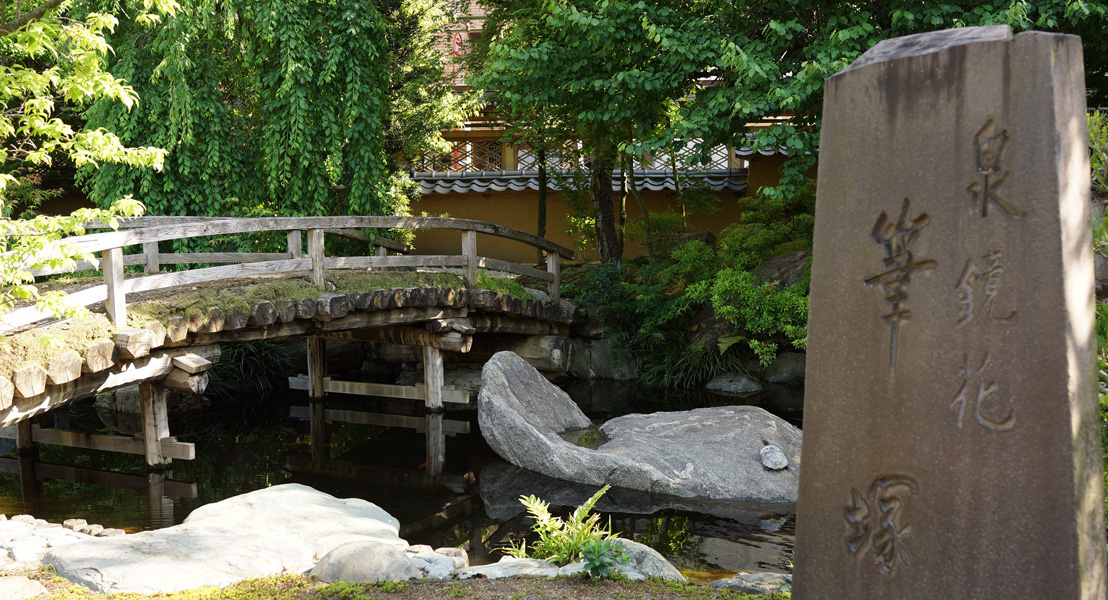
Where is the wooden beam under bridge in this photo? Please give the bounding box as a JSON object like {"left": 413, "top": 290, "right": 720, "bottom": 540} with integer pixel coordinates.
{"left": 0, "top": 425, "right": 195, "bottom": 460}
{"left": 287, "top": 375, "right": 470, "bottom": 404}
{"left": 288, "top": 406, "right": 470, "bottom": 435}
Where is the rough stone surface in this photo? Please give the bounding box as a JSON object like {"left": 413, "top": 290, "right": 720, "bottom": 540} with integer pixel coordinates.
{"left": 0, "top": 518, "right": 89, "bottom": 569}
{"left": 479, "top": 352, "right": 801, "bottom": 502}
{"left": 793, "top": 26, "right": 1106, "bottom": 599}
{"left": 455, "top": 557, "right": 560, "bottom": 580}
{"left": 396, "top": 365, "right": 483, "bottom": 395}
{"left": 611, "top": 538, "right": 686, "bottom": 582}
{"left": 710, "top": 572, "right": 792, "bottom": 594}
{"left": 45, "top": 483, "right": 407, "bottom": 594}
{"left": 434, "top": 546, "right": 469, "bottom": 568}
{"left": 0, "top": 575, "right": 47, "bottom": 600}
{"left": 762, "top": 353, "right": 805, "bottom": 384}
{"left": 704, "top": 372, "right": 764, "bottom": 396}
{"left": 310, "top": 541, "right": 419, "bottom": 583}
{"left": 760, "top": 445, "right": 788, "bottom": 470}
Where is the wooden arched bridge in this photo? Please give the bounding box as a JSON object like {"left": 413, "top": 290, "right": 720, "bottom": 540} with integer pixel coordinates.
{"left": 0, "top": 217, "right": 578, "bottom": 477}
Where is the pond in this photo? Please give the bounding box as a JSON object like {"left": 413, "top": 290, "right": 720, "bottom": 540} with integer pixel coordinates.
{"left": 0, "top": 377, "right": 801, "bottom": 584}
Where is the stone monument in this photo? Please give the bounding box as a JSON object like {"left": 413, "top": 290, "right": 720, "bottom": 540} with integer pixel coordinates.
{"left": 793, "top": 26, "right": 1106, "bottom": 599}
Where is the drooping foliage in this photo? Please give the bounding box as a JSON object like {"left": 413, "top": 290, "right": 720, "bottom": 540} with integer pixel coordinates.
{"left": 80, "top": 0, "right": 479, "bottom": 220}
{"left": 79, "top": 0, "right": 389, "bottom": 218}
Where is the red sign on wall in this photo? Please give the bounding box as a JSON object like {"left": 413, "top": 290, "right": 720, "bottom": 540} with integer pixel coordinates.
{"left": 452, "top": 32, "right": 464, "bottom": 57}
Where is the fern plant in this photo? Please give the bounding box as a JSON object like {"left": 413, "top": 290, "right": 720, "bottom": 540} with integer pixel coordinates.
{"left": 505, "top": 485, "right": 624, "bottom": 573}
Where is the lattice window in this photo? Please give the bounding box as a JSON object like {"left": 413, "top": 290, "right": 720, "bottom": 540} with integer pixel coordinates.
{"left": 517, "top": 142, "right": 584, "bottom": 170}
{"left": 415, "top": 141, "right": 503, "bottom": 172}
{"left": 654, "top": 139, "right": 730, "bottom": 170}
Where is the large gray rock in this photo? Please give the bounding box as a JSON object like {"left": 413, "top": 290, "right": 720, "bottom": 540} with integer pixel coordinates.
{"left": 479, "top": 352, "right": 801, "bottom": 502}
{"left": 310, "top": 541, "right": 419, "bottom": 583}
{"left": 611, "top": 538, "right": 686, "bottom": 581}
{"left": 44, "top": 483, "right": 407, "bottom": 595}
{"left": 455, "top": 557, "right": 560, "bottom": 579}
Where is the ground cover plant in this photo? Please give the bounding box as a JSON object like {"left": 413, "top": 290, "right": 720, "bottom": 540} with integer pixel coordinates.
{"left": 23, "top": 568, "right": 789, "bottom": 600}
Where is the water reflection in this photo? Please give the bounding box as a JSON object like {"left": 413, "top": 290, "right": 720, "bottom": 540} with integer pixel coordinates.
{"left": 0, "top": 379, "right": 798, "bottom": 582}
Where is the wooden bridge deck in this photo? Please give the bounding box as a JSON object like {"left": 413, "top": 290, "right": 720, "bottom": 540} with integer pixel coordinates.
{"left": 0, "top": 216, "right": 578, "bottom": 475}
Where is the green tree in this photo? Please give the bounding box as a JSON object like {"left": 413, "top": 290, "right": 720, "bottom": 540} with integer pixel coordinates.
{"left": 470, "top": 0, "right": 705, "bottom": 263}
{"left": 79, "top": 0, "right": 478, "bottom": 223}
{"left": 469, "top": 0, "right": 1108, "bottom": 262}
{"left": 0, "top": 0, "right": 171, "bottom": 317}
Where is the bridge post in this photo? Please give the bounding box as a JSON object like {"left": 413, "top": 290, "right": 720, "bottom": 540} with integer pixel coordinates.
{"left": 287, "top": 230, "right": 303, "bottom": 258}
{"left": 143, "top": 242, "right": 160, "bottom": 274}
{"left": 308, "top": 229, "right": 326, "bottom": 288}
{"left": 307, "top": 336, "right": 328, "bottom": 464}
{"left": 139, "top": 381, "right": 171, "bottom": 469}
{"left": 546, "top": 252, "right": 560, "bottom": 304}
{"left": 423, "top": 345, "right": 445, "bottom": 476}
{"left": 462, "top": 230, "right": 477, "bottom": 287}
{"left": 103, "top": 247, "right": 126, "bottom": 328}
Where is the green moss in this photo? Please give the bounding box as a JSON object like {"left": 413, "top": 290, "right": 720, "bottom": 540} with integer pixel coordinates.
{"left": 476, "top": 270, "right": 532, "bottom": 300}
{"left": 0, "top": 313, "right": 116, "bottom": 380}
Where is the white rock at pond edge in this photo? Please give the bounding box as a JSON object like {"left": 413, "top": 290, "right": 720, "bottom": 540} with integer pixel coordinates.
{"left": 760, "top": 445, "right": 789, "bottom": 470}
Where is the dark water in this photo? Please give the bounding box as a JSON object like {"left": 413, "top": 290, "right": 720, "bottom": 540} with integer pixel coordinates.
{"left": 0, "top": 379, "right": 799, "bottom": 584}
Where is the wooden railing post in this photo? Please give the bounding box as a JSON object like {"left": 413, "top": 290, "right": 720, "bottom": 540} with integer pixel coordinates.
{"left": 307, "top": 229, "right": 325, "bottom": 289}
{"left": 547, "top": 252, "right": 560, "bottom": 304}
{"left": 287, "top": 230, "right": 303, "bottom": 258}
{"left": 462, "top": 230, "right": 477, "bottom": 287}
{"left": 143, "top": 242, "right": 160, "bottom": 274}
{"left": 103, "top": 247, "right": 126, "bottom": 327}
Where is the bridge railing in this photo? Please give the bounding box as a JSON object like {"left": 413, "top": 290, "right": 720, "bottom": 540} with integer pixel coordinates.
{"left": 4, "top": 216, "right": 575, "bottom": 332}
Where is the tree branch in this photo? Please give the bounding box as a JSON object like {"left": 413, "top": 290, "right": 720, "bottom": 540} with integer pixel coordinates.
{"left": 0, "top": 0, "right": 67, "bottom": 37}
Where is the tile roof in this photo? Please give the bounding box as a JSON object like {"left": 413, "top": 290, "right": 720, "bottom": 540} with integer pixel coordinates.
{"left": 413, "top": 168, "right": 749, "bottom": 195}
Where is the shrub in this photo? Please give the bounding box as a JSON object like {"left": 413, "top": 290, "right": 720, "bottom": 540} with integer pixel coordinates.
{"left": 505, "top": 485, "right": 626, "bottom": 577}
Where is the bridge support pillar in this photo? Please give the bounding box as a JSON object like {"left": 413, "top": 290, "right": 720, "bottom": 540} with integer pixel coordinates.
{"left": 15, "top": 420, "right": 43, "bottom": 513}
{"left": 308, "top": 336, "right": 329, "bottom": 464}
{"left": 140, "top": 381, "right": 172, "bottom": 469}
{"left": 423, "top": 345, "right": 445, "bottom": 476}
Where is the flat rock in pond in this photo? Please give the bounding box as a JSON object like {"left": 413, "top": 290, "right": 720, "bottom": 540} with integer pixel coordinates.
{"left": 479, "top": 352, "right": 802, "bottom": 502}
{"left": 44, "top": 483, "right": 407, "bottom": 595}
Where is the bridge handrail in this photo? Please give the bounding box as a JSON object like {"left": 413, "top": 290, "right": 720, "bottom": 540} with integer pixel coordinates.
{"left": 4, "top": 216, "right": 573, "bottom": 333}
{"left": 69, "top": 216, "right": 575, "bottom": 258}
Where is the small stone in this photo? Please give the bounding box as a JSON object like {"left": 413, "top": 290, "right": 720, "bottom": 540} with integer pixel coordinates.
{"left": 10, "top": 515, "right": 34, "bottom": 524}
{"left": 760, "top": 445, "right": 789, "bottom": 470}
{"left": 80, "top": 524, "right": 104, "bottom": 536}
{"left": 406, "top": 544, "right": 433, "bottom": 554}
{"left": 0, "top": 575, "right": 47, "bottom": 600}
{"left": 63, "top": 519, "right": 87, "bottom": 531}
{"left": 710, "top": 572, "right": 792, "bottom": 595}
{"left": 32, "top": 519, "right": 49, "bottom": 527}
{"left": 434, "top": 547, "right": 469, "bottom": 568}
{"left": 98, "top": 528, "right": 126, "bottom": 537}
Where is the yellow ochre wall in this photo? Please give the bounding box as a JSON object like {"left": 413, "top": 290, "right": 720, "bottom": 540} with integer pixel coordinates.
{"left": 408, "top": 155, "right": 795, "bottom": 264}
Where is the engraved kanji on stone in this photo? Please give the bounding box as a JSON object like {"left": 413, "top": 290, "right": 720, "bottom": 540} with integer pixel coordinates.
{"left": 951, "top": 352, "right": 1016, "bottom": 431}
{"left": 864, "top": 198, "right": 938, "bottom": 370}
{"left": 967, "top": 119, "right": 1025, "bottom": 218}
{"left": 955, "top": 251, "right": 1017, "bottom": 328}
{"left": 844, "top": 475, "right": 919, "bottom": 573}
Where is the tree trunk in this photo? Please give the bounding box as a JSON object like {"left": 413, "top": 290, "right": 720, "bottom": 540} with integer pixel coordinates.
{"left": 590, "top": 136, "right": 621, "bottom": 263}
{"left": 537, "top": 148, "right": 548, "bottom": 265}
